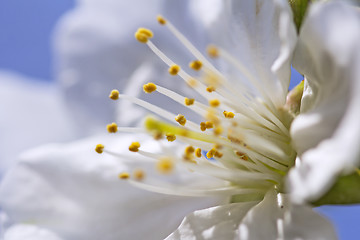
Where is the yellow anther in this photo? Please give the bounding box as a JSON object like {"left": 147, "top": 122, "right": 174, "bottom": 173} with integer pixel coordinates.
{"left": 200, "top": 122, "right": 207, "bottom": 131}
{"left": 223, "top": 111, "right": 235, "bottom": 118}
{"left": 157, "top": 15, "right": 167, "bottom": 25}
{"left": 184, "top": 146, "right": 195, "bottom": 155}
{"left": 156, "top": 157, "right": 174, "bottom": 174}
{"left": 189, "top": 60, "right": 203, "bottom": 71}
{"left": 137, "top": 28, "right": 153, "bottom": 38}
{"left": 129, "top": 142, "right": 140, "bottom": 152}
{"left": 214, "top": 126, "right": 223, "bottom": 135}
{"left": 153, "top": 131, "right": 163, "bottom": 140}
{"left": 207, "top": 45, "right": 219, "bottom": 58}
{"left": 135, "top": 32, "right": 149, "bottom": 43}
{"left": 236, "top": 151, "right": 249, "bottom": 161}
{"left": 133, "top": 169, "right": 145, "bottom": 180}
{"left": 206, "top": 149, "right": 216, "bottom": 158}
{"left": 95, "top": 144, "right": 104, "bottom": 154}
{"left": 175, "top": 114, "right": 186, "bottom": 126}
{"left": 209, "top": 99, "right": 220, "bottom": 107}
{"left": 205, "top": 121, "right": 214, "bottom": 129}
{"left": 109, "top": 89, "right": 119, "bottom": 100}
{"left": 135, "top": 28, "right": 153, "bottom": 43}
{"left": 106, "top": 122, "right": 118, "bottom": 133}
{"left": 143, "top": 82, "right": 157, "bottom": 93}
{"left": 184, "top": 98, "right": 195, "bottom": 106}
{"left": 186, "top": 78, "right": 198, "bottom": 87}
{"left": 195, "top": 148, "right": 202, "bottom": 158}
{"left": 119, "top": 172, "right": 130, "bottom": 179}
{"left": 214, "top": 151, "right": 223, "bottom": 158}
{"left": 166, "top": 133, "right": 176, "bottom": 142}
{"left": 168, "top": 65, "right": 181, "bottom": 75}
{"left": 214, "top": 144, "right": 223, "bottom": 150}
{"left": 206, "top": 86, "right": 216, "bottom": 92}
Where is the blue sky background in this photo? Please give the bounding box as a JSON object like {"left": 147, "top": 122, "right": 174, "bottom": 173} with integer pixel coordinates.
{"left": 0, "top": 1, "right": 359, "bottom": 239}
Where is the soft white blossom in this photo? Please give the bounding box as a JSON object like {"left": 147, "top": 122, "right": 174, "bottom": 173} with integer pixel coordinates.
{"left": 1, "top": 0, "right": 358, "bottom": 239}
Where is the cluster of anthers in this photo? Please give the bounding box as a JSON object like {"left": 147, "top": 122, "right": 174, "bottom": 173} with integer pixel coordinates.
{"left": 95, "top": 15, "right": 298, "bottom": 198}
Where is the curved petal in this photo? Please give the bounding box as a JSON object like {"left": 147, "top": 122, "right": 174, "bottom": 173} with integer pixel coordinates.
{"left": 200, "top": 0, "right": 297, "bottom": 106}
{"left": 0, "top": 135, "right": 221, "bottom": 240}
{"left": 4, "top": 224, "right": 63, "bottom": 240}
{"left": 289, "top": 1, "right": 360, "bottom": 203}
{"left": 166, "top": 190, "right": 337, "bottom": 239}
{"left": 239, "top": 190, "right": 337, "bottom": 240}
{"left": 166, "top": 201, "right": 258, "bottom": 239}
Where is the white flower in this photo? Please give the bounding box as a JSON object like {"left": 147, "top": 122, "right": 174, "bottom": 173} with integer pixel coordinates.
{"left": 1, "top": 0, "right": 358, "bottom": 239}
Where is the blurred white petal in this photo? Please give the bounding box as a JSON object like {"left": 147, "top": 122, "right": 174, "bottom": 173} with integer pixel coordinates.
{"left": 0, "top": 71, "right": 76, "bottom": 176}
{"left": 4, "top": 224, "right": 63, "bottom": 240}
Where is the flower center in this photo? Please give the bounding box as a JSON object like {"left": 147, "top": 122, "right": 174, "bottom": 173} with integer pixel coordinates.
{"left": 96, "top": 15, "right": 297, "bottom": 198}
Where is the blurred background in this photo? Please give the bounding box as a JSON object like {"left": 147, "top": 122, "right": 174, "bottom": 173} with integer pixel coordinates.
{"left": 0, "top": 0, "right": 359, "bottom": 239}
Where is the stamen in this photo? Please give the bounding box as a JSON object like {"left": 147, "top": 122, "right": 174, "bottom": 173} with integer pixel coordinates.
{"left": 166, "top": 133, "right": 176, "bottom": 142}
{"left": 95, "top": 144, "right": 104, "bottom": 154}
{"left": 109, "top": 89, "right": 119, "bottom": 100}
{"left": 205, "top": 121, "right": 214, "bottom": 129}
{"left": 129, "top": 142, "right": 140, "bottom": 152}
{"left": 133, "top": 169, "right": 145, "bottom": 180}
{"left": 206, "top": 86, "right": 216, "bottom": 92}
{"left": 214, "top": 126, "right": 223, "bottom": 135}
{"left": 143, "top": 82, "right": 157, "bottom": 93}
{"left": 184, "top": 146, "right": 195, "bottom": 155}
{"left": 189, "top": 60, "right": 203, "bottom": 71}
{"left": 223, "top": 111, "right": 235, "bottom": 118}
{"left": 135, "top": 28, "right": 153, "bottom": 43}
{"left": 200, "top": 122, "right": 207, "bottom": 131}
{"left": 119, "top": 172, "right": 130, "bottom": 179}
{"left": 207, "top": 45, "right": 219, "bottom": 58}
{"left": 156, "top": 157, "right": 174, "bottom": 174}
{"left": 106, "top": 122, "right": 118, "bottom": 133}
{"left": 209, "top": 99, "right": 220, "bottom": 107}
{"left": 157, "top": 15, "right": 167, "bottom": 25}
{"left": 195, "top": 148, "right": 202, "bottom": 158}
{"left": 175, "top": 114, "right": 186, "bottom": 126}
{"left": 184, "top": 98, "right": 195, "bottom": 106}
{"left": 206, "top": 148, "right": 216, "bottom": 158}
{"left": 168, "top": 64, "right": 180, "bottom": 75}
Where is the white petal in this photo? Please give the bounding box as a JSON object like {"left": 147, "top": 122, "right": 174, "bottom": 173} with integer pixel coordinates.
{"left": 166, "top": 201, "right": 258, "bottom": 240}
{"left": 201, "top": 0, "right": 297, "bottom": 106}
{"left": 289, "top": 1, "right": 360, "bottom": 203}
{"left": 4, "top": 224, "right": 63, "bottom": 240}
{"left": 291, "top": 1, "right": 360, "bottom": 155}
{"left": 239, "top": 190, "right": 337, "bottom": 240}
{"left": 0, "top": 71, "right": 76, "bottom": 176}
{"left": 0, "top": 135, "right": 221, "bottom": 240}
{"left": 166, "top": 190, "right": 337, "bottom": 240}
